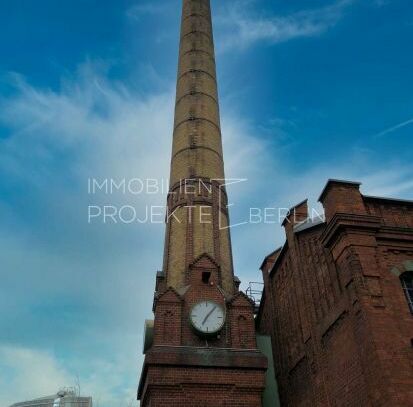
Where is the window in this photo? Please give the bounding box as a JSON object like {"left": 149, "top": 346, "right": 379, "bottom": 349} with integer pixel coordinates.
{"left": 202, "top": 271, "right": 211, "bottom": 284}
{"left": 400, "top": 271, "right": 413, "bottom": 314}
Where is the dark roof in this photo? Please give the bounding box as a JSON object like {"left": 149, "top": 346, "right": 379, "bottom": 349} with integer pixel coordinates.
{"left": 281, "top": 199, "right": 308, "bottom": 226}
{"left": 293, "top": 217, "right": 325, "bottom": 234}
{"left": 363, "top": 194, "right": 413, "bottom": 206}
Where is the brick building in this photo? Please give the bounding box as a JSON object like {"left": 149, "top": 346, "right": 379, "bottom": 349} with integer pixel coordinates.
{"left": 257, "top": 179, "right": 413, "bottom": 406}
{"left": 138, "top": 1, "right": 267, "bottom": 405}
{"left": 10, "top": 389, "right": 92, "bottom": 407}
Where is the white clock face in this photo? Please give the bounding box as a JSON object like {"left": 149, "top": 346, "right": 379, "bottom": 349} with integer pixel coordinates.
{"left": 190, "top": 301, "right": 225, "bottom": 334}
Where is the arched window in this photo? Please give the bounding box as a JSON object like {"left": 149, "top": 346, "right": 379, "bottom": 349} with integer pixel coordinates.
{"left": 400, "top": 271, "right": 413, "bottom": 313}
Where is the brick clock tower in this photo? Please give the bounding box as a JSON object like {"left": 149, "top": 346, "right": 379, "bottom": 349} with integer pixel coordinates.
{"left": 138, "top": 0, "right": 267, "bottom": 406}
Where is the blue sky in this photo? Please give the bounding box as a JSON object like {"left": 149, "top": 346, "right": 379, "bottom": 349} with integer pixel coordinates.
{"left": 0, "top": 0, "right": 412, "bottom": 405}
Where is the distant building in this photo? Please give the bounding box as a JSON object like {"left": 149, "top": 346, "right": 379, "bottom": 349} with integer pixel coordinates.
{"left": 10, "top": 389, "right": 92, "bottom": 407}
{"left": 257, "top": 179, "right": 413, "bottom": 406}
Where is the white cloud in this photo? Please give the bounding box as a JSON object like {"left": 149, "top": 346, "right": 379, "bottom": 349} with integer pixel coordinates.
{"left": 0, "top": 345, "right": 73, "bottom": 406}
{"left": 0, "top": 344, "right": 139, "bottom": 407}
{"left": 0, "top": 63, "right": 173, "bottom": 184}
{"left": 373, "top": 0, "right": 390, "bottom": 7}
{"left": 374, "top": 117, "right": 413, "bottom": 138}
{"left": 0, "top": 63, "right": 172, "bottom": 407}
{"left": 215, "top": 0, "right": 354, "bottom": 51}
{"left": 126, "top": 3, "right": 169, "bottom": 21}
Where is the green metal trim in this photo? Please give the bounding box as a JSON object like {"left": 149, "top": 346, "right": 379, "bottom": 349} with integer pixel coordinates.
{"left": 256, "top": 334, "right": 281, "bottom": 407}
{"left": 390, "top": 267, "right": 401, "bottom": 277}
{"left": 403, "top": 260, "right": 413, "bottom": 272}
{"left": 143, "top": 320, "right": 154, "bottom": 354}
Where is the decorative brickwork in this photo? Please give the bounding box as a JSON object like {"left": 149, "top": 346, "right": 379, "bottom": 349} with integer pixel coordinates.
{"left": 164, "top": 0, "right": 235, "bottom": 295}
{"left": 138, "top": 1, "right": 266, "bottom": 404}
{"left": 139, "top": 250, "right": 267, "bottom": 405}
{"left": 257, "top": 179, "right": 413, "bottom": 406}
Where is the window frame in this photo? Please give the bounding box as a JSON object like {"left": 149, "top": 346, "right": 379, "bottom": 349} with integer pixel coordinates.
{"left": 400, "top": 271, "right": 413, "bottom": 314}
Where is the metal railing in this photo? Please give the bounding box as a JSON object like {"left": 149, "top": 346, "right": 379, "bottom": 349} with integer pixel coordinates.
{"left": 245, "top": 281, "right": 264, "bottom": 313}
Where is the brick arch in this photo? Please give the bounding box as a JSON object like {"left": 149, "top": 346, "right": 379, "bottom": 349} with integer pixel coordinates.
{"left": 399, "top": 270, "right": 413, "bottom": 314}
{"left": 390, "top": 260, "right": 413, "bottom": 277}
{"left": 390, "top": 260, "right": 413, "bottom": 314}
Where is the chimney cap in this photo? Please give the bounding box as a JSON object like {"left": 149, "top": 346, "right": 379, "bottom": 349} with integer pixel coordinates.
{"left": 281, "top": 199, "right": 308, "bottom": 226}
{"left": 318, "top": 179, "right": 361, "bottom": 203}
{"left": 259, "top": 247, "right": 282, "bottom": 271}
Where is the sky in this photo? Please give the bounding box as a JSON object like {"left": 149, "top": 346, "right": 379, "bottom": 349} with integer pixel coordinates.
{"left": 0, "top": 0, "right": 412, "bottom": 405}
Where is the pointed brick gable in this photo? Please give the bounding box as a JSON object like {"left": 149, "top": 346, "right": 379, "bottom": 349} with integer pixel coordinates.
{"left": 229, "top": 291, "right": 256, "bottom": 308}
{"left": 155, "top": 287, "right": 182, "bottom": 304}
{"left": 189, "top": 252, "right": 220, "bottom": 271}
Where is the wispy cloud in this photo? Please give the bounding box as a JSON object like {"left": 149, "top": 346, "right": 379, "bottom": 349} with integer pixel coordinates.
{"left": 0, "top": 344, "right": 137, "bottom": 406}
{"left": 373, "top": 0, "right": 390, "bottom": 7}
{"left": 126, "top": 3, "right": 168, "bottom": 21}
{"left": 216, "top": 0, "right": 354, "bottom": 51}
{"left": 0, "top": 345, "right": 73, "bottom": 405}
{"left": 374, "top": 117, "right": 413, "bottom": 137}
{"left": 0, "top": 62, "right": 172, "bottom": 406}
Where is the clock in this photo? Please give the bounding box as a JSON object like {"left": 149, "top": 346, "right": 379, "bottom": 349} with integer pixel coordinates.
{"left": 190, "top": 300, "right": 225, "bottom": 335}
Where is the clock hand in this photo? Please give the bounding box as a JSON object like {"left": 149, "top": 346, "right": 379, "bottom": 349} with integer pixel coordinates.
{"left": 202, "top": 305, "right": 217, "bottom": 325}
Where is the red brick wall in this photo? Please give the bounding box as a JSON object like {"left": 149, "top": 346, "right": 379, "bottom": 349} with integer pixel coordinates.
{"left": 258, "top": 180, "right": 413, "bottom": 406}
{"left": 139, "top": 253, "right": 267, "bottom": 405}
{"left": 141, "top": 366, "right": 265, "bottom": 407}
{"left": 152, "top": 254, "right": 258, "bottom": 349}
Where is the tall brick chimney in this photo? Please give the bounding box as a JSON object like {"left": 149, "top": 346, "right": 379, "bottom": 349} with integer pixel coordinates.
{"left": 138, "top": 1, "right": 267, "bottom": 405}
{"left": 163, "top": 0, "right": 235, "bottom": 294}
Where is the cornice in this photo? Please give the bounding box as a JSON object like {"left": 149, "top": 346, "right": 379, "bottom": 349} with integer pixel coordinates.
{"left": 321, "top": 212, "right": 382, "bottom": 248}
